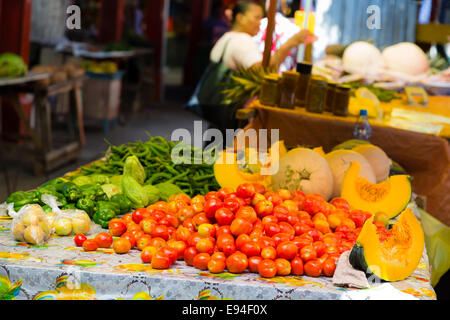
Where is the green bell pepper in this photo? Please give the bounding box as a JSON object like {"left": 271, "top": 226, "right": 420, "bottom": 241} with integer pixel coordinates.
{"left": 62, "top": 203, "right": 77, "bottom": 210}
{"left": 76, "top": 198, "right": 96, "bottom": 217}
{"left": 6, "top": 191, "right": 40, "bottom": 211}
{"left": 80, "top": 184, "right": 105, "bottom": 201}
{"left": 110, "top": 194, "right": 132, "bottom": 214}
{"left": 39, "top": 178, "right": 66, "bottom": 192}
{"left": 93, "top": 201, "right": 119, "bottom": 228}
{"left": 42, "top": 205, "right": 53, "bottom": 214}
{"left": 62, "top": 182, "right": 81, "bottom": 202}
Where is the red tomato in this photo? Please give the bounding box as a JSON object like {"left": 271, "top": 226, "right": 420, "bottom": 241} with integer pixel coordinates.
{"left": 254, "top": 200, "right": 274, "bottom": 218}
{"left": 93, "top": 232, "right": 113, "bottom": 248}
{"left": 304, "top": 259, "right": 323, "bottom": 277}
{"left": 196, "top": 238, "right": 215, "bottom": 255}
{"left": 216, "top": 234, "right": 235, "bottom": 251}
{"left": 306, "top": 229, "right": 323, "bottom": 242}
{"left": 271, "top": 233, "right": 293, "bottom": 247}
{"left": 211, "top": 252, "right": 226, "bottom": 261}
{"left": 291, "top": 257, "right": 304, "bottom": 276}
{"left": 203, "top": 198, "right": 224, "bottom": 219}
{"left": 235, "top": 234, "right": 251, "bottom": 250}
{"left": 108, "top": 220, "right": 127, "bottom": 237}
{"left": 222, "top": 242, "right": 237, "bottom": 257}
{"left": 303, "top": 194, "right": 325, "bottom": 215}
{"left": 252, "top": 183, "right": 266, "bottom": 195}
{"left": 278, "top": 222, "right": 295, "bottom": 237}
{"left": 148, "top": 237, "right": 166, "bottom": 250}
{"left": 208, "top": 258, "right": 226, "bottom": 274}
{"left": 275, "top": 258, "right": 291, "bottom": 276}
{"left": 235, "top": 206, "right": 257, "bottom": 223}
{"left": 292, "top": 191, "right": 306, "bottom": 210}
{"left": 160, "top": 246, "right": 178, "bottom": 264}
{"left": 136, "top": 234, "right": 152, "bottom": 251}
{"left": 112, "top": 238, "right": 131, "bottom": 254}
{"left": 286, "top": 213, "right": 300, "bottom": 226}
{"left": 230, "top": 218, "right": 253, "bottom": 236}
{"left": 198, "top": 223, "right": 216, "bottom": 238}
{"left": 264, "top": 192, "right": 283, "bottom": 207}
{"left": 251, "top": 193, "right": 266, "bottom": 206}
{"left": 184, "top": 246, "right": 198, "bottom": 266}
{"left": 140, "top": 218, "right": 157, "bottom": 235}
{"left": 276, "top": 241, "right": 298, "bottom": 260}
{"left": 187, "top": 232, "right": 203, "bottom": 247}
{"left": 236, "top": 183, "right": 256, "bottom": 199}
{"left": 177, "top": 206, "right": 196, "bottom": 222}
{"left": 120, "top": 232, "right": 136, "bottom": 248}
{"left": 215, "top": 207, "right": 235, "bottom": 226}
{"left": 192, "top": 213, "right": 210, "bottom": 230}
{"left": 248, "top": 256, "right": 263, "bottom": 273}
{"left": 349, "top": 210, "right": 368, "bottom": 228}
{"left": 223, "top": 198, "right": 241, "bottom": 214}
{"left": 293, "top": 222, "right": 312, "bottom": 236}
{"left": 322, "top": 258, "right": 337, "bottom": 277}
{"left": 193, "top": 253, "right": 211, "bottom": 270}
{"left": 240, "top": 242, "right": 261, "bottom": 257}
{"left": 151, "top": 250, "right": 172, "bottom": 269}
{"left": 226, "top": 252, "right": 248, "bottom": 273}
{"left": 292, "top": 236, "right": 313, "bottom": 251}
{"left": 300, "top": 245, "right": 317, "bottom": 262}
{"left": 330, "top": 198, "right": 350, "bottom": 213}
{"left": 175, "top": 226, "right": 191, "bottom": 242}
{"left": 258, "top": 236, "right": 276, "bottom": 249}
{"left": 216, "top": 225, "right": 232, "bottom": 237}
{"left": 167, "top": 240, "right": 187, "bottom": 260}
{"left": 262, "top": 215, "right": 278, "bottom": 225}
{"left": 151, "top": 224, "right": 169, "bottom": 240}
{"left": 217, "top": 187, "right": 234, "bottom": 200}
{"left": 261, "top": 246, "right": 277, "bottom": 260}
{"left": 258, "top": 259, "right": 277, "bottom": 278}
{"left": 183, "top": 218, "right": 196, "bottom": 232}
{"left": 82, "top": 239, "right": 98, "bottom": 252}
{"left": 313, "top": 241, "right": 327, "bottom": 257}
{"left": 141, "top": 246, "right": 157, "bottom": 263}
{"left": 74, "top": 234, "right": 87, "bottom": 247}
{"left": 264, "top": 222, "right": 280, "bottom": 237}
{"left": 205, "top": 191, "right": 219, "bottom": 200}
{"left": 132, "top": 208, "right": 148, "bottom": 224}
{"left": 273, "top": 205, "right": 289, "bottom": 222}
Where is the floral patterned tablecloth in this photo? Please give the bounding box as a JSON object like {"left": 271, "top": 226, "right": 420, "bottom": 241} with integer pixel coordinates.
{"left": 0, "top": 220, "right": 436, "bottom": 300}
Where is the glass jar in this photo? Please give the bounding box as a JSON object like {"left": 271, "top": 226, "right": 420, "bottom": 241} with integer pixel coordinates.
{"left": 294, "top": 62, "right": 312, "bottom": 108}
{"left": 324, "top": 82, "right": 337, "bottom": 113}
{"left": 259, "top": 74, "right": 280, "bottom": 106}
{"left": 306, "top": 76, "right": 327, "bottom": 114}
{"left": 279, "top": 71, "right": 299, "bottom": 109}
{"left": 333, "top": 85, "right": 351, "bottom": 116}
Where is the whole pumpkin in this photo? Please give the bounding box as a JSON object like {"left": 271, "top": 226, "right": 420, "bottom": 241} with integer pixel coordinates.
{"left": 271, "top": 148, "right": 334, "bottom": 201}
{"left": 325, "top": 149, "right": 376, "bottom": 198}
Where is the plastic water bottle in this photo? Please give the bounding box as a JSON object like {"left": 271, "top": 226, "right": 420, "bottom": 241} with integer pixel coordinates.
{"left": 353, "top": 109, "right": 372, "bottom": 141}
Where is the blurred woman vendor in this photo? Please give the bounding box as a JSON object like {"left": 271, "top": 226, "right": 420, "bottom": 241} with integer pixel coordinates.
{"left": 254, "top": 0, "right": 302, "bottom": 72}
{"left": 210, "top": 0, "right": 316, "bottom": 72}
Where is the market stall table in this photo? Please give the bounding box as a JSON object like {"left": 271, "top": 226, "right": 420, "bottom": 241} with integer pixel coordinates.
{"left": 242, "top": 98, "right": 450, "bottom": 227}
{"left": 0, "top": 218, "right": 436, "bottom": 300}
{"left": 0, "top": 73, "right": 86, "bottom": 176}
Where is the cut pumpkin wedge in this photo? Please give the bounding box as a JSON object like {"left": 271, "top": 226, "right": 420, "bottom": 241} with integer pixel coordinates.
{"left": 341, "top": 161, "right": 412, "bottom": 219}
{"left": 349, "top": 208, "right": 424, "bottom": 282}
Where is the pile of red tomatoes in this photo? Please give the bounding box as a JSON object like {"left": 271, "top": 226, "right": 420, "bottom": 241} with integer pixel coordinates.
{"left": 76, "top": 183, "right": 377, "bottom": 278}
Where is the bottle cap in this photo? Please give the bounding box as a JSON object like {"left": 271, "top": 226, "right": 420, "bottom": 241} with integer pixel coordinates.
{"left": 296, "top": 62, "right": 313, "bottom": 75}
{"left": 360, "top": 109, "right": 368, "bottom": 116}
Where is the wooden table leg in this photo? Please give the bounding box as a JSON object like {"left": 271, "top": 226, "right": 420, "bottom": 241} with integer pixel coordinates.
{"left": 73, "top": 83, "right": 85, "bottom": 147}
{"left": 34, "top": 93, "right": 52, "bottom": 152}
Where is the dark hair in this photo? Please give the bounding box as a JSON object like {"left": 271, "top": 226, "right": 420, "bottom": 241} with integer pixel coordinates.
{"left": 231, "top": 1, "right": 262, "bottom": 23}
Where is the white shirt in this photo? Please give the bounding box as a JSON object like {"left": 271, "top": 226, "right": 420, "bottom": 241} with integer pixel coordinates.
{"left": 254, "top": 13, "right": 301, "bottom": 72}
{"left": 210, "top": 31, "right": 262, "bottom": 71}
